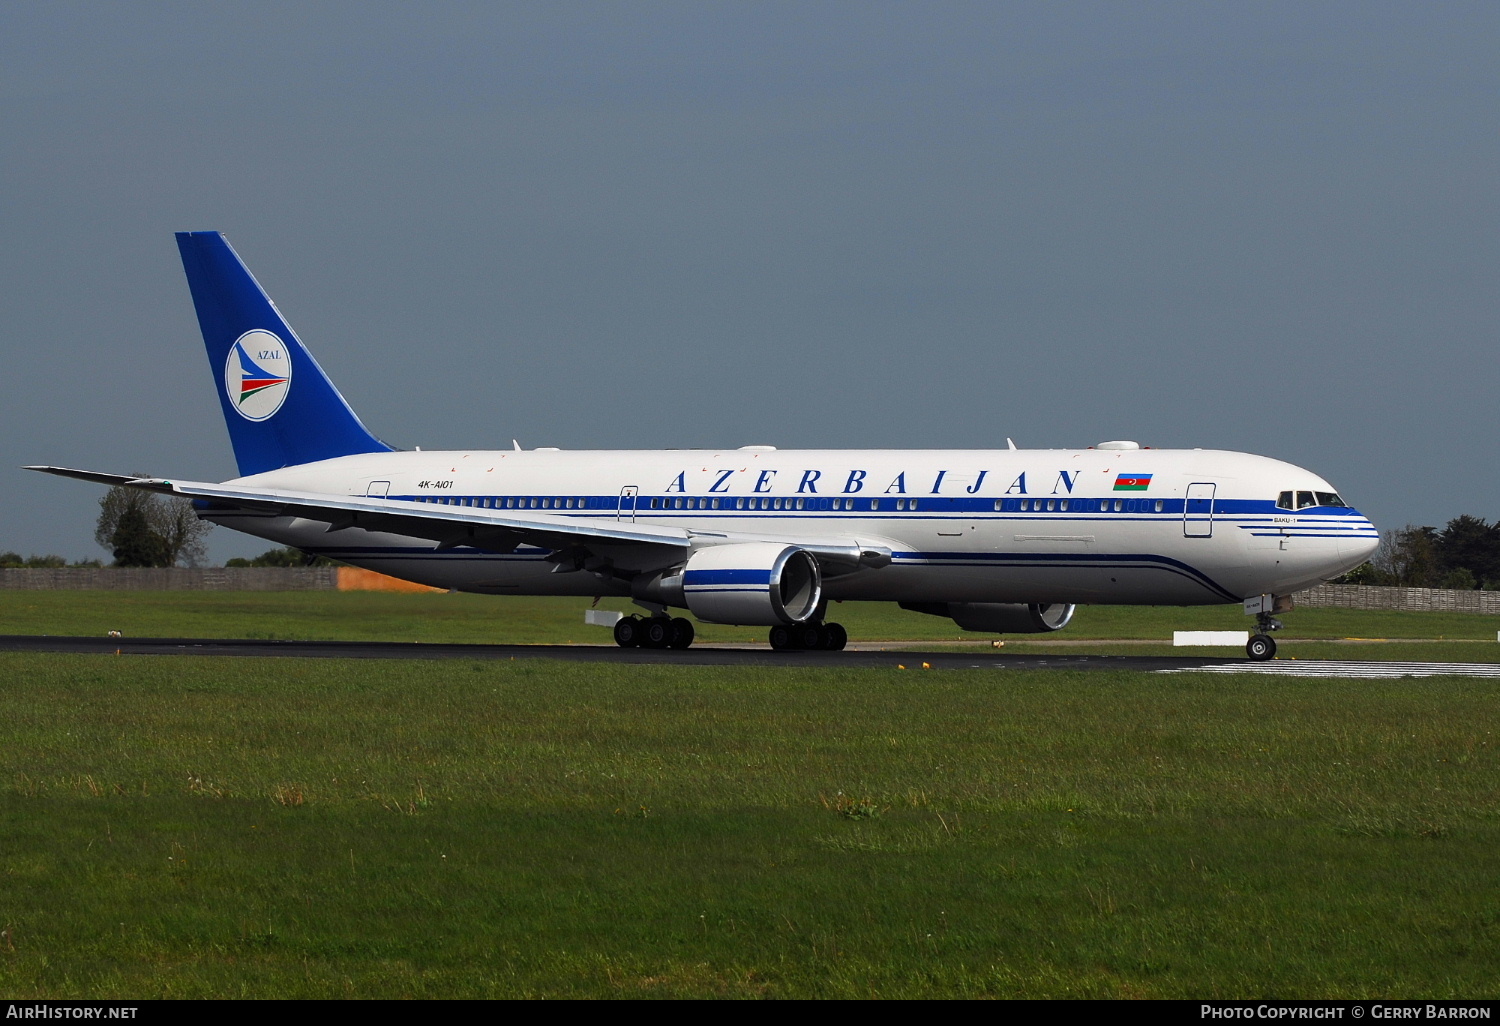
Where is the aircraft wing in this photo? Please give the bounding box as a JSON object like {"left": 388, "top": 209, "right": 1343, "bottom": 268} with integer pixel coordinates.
{"left": 25, "top": 467, "right": 888, "bottom": 574}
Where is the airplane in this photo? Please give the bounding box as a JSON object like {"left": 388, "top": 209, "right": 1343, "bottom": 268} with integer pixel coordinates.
{"left": 29, "top": 232, "right": 1380, "bottom": 661}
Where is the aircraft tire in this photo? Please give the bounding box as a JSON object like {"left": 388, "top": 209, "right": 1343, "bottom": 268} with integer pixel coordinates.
{"left": 822, "top": 622, "right": 848, "bottom": 651}
{"left": 613, "top": 615, "right": 642, "bottom": 648}
{"left": 768, "top": 625, "right": 793, "bottom": 651}
{"left": 668, "top": 617, "right": 695, "bottom": 650}
{"left": 641, "top": 617, "right": 672, "bottom": 649}
{"left": 795, "top": 623, "right": 823, "bottom": 650}
{"left": 1247, "top": 634, "right": 1276, "bottom": 661}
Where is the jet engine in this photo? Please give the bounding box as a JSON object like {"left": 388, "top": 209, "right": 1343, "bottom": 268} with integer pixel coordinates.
{"left": 639, "top": 542, "right": 823, "bottom": 626}
{"left": 900, "top": 601, "right": 1076, "bottom": 634}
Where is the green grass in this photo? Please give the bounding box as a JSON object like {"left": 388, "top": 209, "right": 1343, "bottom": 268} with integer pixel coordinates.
{"left": 3, "top": 589, "right": 1497, "bottom": 650}
{"left": 4, "top": 653, "right": 1500, "bottom": 997}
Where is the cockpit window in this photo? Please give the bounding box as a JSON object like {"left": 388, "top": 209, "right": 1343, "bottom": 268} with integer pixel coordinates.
{"left": 1277, "top": 489, "right": 1348, "bottom": 510}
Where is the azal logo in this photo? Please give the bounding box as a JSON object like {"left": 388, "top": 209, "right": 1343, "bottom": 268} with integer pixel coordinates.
{"left": 224, "top": 330, "right": 292, "bottom": 421}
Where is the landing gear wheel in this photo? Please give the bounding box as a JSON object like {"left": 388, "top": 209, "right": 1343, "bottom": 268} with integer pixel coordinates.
{"left": 641, "top": 617, "right": 672, "bottom": 649}
{"left": 822, "top": 622, "right": 848, "bottom": 651}
{"left": 613, "top": 615, "right": 642, "bottom": 648}
{"left": 795, "top": 623, "right": 824, "bottom": 650}
{"left": 1247, "top": 634, "right": 1276, "bottom": 661}
{"left": 768, "top": 625, "right": 793, "bottom": 651}
{"left": 668, "top": 617, "right": 695, "bottom": 650}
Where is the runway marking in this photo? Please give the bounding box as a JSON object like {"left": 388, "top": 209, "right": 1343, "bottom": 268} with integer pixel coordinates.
{"left": 1157, "top": 660, "right": 1500, "bottom": 679}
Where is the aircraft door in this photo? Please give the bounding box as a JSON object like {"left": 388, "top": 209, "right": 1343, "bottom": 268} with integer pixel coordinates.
{"left": 618, "top": 485, "right": 638, "bottom": 522}
{"left": 1183, "top": 482, "right": 1215, "bottom": 537}
{"left": 366, "top": 480, "right": 390, "bottom": 498}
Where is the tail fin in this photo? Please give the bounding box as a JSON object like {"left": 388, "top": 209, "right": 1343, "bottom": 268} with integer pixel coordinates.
{"left": 175, "top": 231, "right": 395, "bottom": 477}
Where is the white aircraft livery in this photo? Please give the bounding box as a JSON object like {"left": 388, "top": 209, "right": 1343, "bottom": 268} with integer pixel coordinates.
{"left": 30, "top": 232, "right": 1380, "bottom": 660}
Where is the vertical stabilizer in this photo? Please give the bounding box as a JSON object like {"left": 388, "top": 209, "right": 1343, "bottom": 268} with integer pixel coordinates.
{"left": 175, "top": 231, "right": 395, "bottom": 476}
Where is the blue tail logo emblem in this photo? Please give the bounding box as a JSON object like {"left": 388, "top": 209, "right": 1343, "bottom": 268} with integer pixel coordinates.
{"left": 224, "top": 330, "right": 292, "bottom": 421}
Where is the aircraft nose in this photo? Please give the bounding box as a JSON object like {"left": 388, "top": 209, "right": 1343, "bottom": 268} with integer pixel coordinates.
{"left": 1338, "top": 514, "right": 1380, "bottom": 565}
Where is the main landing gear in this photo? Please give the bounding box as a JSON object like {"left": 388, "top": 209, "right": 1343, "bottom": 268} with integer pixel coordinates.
{"left": 1247, "top": 610, "right": 1285, "bottom": 662}
{"left": 768, "top": 622, "right": 848, "bottom": 652}
{"left": 612, "top": 615, "right": 848, "bottom": 652}
{"left": 614, "top": 614, "right": 695, "bottom": 650}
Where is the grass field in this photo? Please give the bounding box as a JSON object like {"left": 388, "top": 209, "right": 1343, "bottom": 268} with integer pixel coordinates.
{"left": 3, "top": 645, "right": 1500, "bottom": 998}
{"left": 2, "top": 593, "right": 1499, "bottom": 997}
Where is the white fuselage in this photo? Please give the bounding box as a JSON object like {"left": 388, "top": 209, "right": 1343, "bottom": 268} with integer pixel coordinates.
{"left": 205, "top": 446, "right": 1378, "bottom": 606}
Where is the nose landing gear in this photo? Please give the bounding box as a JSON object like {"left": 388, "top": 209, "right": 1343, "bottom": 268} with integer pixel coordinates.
{"left": 1247, "top": 610, "right": 1284, "bottom": 661}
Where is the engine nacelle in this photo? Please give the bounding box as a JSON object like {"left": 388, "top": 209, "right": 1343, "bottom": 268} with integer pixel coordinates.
{"left": 654, "top": 543, "right": 823, "bottom": 626}
{"left": 900, "top": 601, "right": 1076, "bottom": 634}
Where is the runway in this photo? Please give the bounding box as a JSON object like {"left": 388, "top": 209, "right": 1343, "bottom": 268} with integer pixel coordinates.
{"left": 4, "top": 634, "right": 1500, "bottom": 676}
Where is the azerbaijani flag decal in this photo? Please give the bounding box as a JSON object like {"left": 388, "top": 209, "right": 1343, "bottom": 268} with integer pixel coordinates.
{"left": 1113, "top": 473, "right": 1152, "bottom": 491}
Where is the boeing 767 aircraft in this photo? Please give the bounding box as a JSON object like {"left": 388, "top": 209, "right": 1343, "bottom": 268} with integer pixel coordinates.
{"left": 29, "top": 232, "right": 1379, "bottom": 660}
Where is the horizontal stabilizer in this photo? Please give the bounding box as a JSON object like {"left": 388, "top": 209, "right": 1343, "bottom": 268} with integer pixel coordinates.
{"left": 24, "top": 466, "right": 174, "bottom": 493}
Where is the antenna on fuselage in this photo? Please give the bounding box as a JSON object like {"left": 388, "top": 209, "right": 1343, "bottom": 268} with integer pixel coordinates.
{"left": 513, "top": 439, "right": 522, "bottom": 451}
{"left": 1006, "top": 438, "right": 1018, "bottom": 450}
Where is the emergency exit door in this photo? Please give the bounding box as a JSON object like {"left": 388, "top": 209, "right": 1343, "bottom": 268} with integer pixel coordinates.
{"left": 1183, "top": 482, "right": 1215, "bottom": 537}
{"left": 618, "top": 486, "right": 638, "bottom": 522}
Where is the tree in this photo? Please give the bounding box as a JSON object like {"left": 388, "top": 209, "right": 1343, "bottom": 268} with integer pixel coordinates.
{"left": 110, "top": 505, "right": 171, "bottom": 567}
{"left": 225, "top": 546, "right": 340, "bottom": 568}
{"left": 95, "top": 484, "right": 213, "bottom": 567}
{"left": 151, "top": 496, "right": 213, "bottom": 568}
{"left": 1370, "top": 525, "right": 1441, "bottom": 588}
{"left": 1434, "top": 515, "right": 1500, "bottom": 589}
{"left": 1, "top": 552, "right": 90, "bottom": 568}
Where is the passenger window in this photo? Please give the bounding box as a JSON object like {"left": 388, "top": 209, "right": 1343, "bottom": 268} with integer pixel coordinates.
{"left": 1046, "top": 500, "right": 1056, "bottom": 511}
{"left": 1154, "top": 500, "right": 1164, "bottom": 512}
{"left": 735, "top": 497, "right": 745, "bottom": 510}
{"left": 1020, "top": 499, "right": 1030, "bottom": 511}
{"left": 796, "top": 498, "right": 805, "bottom": 510}
{"left": 909, "top": 500, "right": 918, "bottom": 511}
{"left": 870, "top": 499, "right": 880, "bottom": 510}
{"left": 1059, "top": 499, "right": 1069, "bottom": 511}
{"left": 1296, "top": 491, "right": 1315, "bottom": 509}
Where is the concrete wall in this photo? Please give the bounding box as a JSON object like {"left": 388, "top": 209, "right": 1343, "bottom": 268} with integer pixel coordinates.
{"left": 0, "top": 567, "right": 339, "bottom": 590}
{"left": 1295, "top": 583, "right": 1500, "bottom": 615}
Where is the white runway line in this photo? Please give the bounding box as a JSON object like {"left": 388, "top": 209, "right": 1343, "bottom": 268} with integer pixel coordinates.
{"left": 1157, "top": 660, "right": 1500, "bottom": 679}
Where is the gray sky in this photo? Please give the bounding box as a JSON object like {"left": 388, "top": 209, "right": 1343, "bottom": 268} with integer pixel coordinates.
{"left": 3, "top": 1, "right": 1496, "bottom": 564}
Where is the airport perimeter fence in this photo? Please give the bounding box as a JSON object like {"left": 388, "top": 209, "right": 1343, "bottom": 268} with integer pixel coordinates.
{"left": 0, "top": 570, "right": 1496, "bottom": 612}
{"left": 0, "top": 567, "right": 340, "bottom": 590}
{"left": 1292, "top": 583, "right": 1500, "bottom": 615}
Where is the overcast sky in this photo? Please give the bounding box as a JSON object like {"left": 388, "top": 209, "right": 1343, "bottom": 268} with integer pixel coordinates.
{"left": 3, "top": 1, "right": 1495, "bottom": 564}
